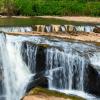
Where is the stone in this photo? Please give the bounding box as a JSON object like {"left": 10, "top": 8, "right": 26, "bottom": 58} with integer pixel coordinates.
{"left": 36, "top": 25, "right": 40, "bottom": 32}
{"left": 32, "top": 25, "right": 37, "bottom": 31}
{"left": 26, "top": 75, "right": 48, "bottom": 93}
{"left": 93, "top": 26, "right": 100, "bottom": 33}
{"left": 84, "top": 64, "right": 100, "bottom": 97}
{"left": 67, "top": 25, "right": 76, "bottom": 33}
{"left": 40, "top": 25, "right": 45, "bottom": 32}
{"left": 36, "top": 46, "right": 46, "bottom": 73}
{"left": 52, "top": 25, "right": 60, "bottom": 32}
{"left": 23, "top": 87, "right": 85, "bottom": 100}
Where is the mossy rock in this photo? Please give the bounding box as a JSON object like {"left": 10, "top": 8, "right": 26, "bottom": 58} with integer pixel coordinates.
{"left": 24, "top": 87, "right": 86, "bottom": 100}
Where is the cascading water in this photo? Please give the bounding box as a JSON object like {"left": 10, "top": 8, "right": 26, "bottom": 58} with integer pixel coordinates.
{"left": 0, "top": 27, "right": 33, "bottom": 32}
{"left": 60, "top": 25, "right": 66, "bottom": 32}
{"left": 45, "top": 25, "right": 52, "bottom": 32}
{"left": 0, "top": 25, "right": 99, "bottom": 33}
{"left": 0, "top": 32, "right": 100, "bottom": 100}
{"left": 46, "top": 48, "right": 86, "bottom": 91}
{"left": 0, "top": 32, "right": 32, "bottom": 100}
{"left": 75, "top": 26, "right": 94, "bottom": 32}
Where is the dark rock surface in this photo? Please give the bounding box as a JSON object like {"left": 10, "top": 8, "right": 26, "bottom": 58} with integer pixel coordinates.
{"left": 84, "top": 64, "right": 100, "bottom": 97}
{"left": 93, "top": 26, "right": 100, "bottom": 33}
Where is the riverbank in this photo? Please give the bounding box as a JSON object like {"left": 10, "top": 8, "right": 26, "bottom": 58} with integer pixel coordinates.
{"left": 37, "top": 16, "right": 100, "bottom": 24}
{"left": 6, "top": 31, "right": 100, "bottom": 45}
{"left": 0, "top": 16, "right": 100, "bottom": 24}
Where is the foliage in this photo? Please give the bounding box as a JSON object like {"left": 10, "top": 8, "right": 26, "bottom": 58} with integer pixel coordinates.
{"left": 0, "top": 0, "right": 99, "bottom": 16}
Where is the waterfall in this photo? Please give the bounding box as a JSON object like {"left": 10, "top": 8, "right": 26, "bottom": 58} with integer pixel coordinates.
{"left": 21, "top": 42, "right": 38, "bottom": 73}
{"left": 45, "top": 25, "right": 52, "bottom": 32}
{"left": 0, "top": 25, "right": 99, "bottom": 33}
{"left": 0, "top": 27, "right": 33, "bottom": 33}
{"left": 46, "top": 48, "right": 86, "bottom": 91}
{"left": 0, "top": 32, "right": 32, "bottom": 100}
{"left": 0, "top": 33, "right": 100, "bottom": 100}
{"left": 60, "top": 25, "right": 66, "bottom": 32}
{"left": 75, "top": 25, "right": 96, "bottom": 32}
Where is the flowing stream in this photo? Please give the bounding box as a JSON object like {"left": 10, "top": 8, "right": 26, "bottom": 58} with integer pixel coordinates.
{"left": 0, "top": 33, "right": 32, "bottom": 100}
{"left": 0, "top": 27, "right": 100, "bottom": 100}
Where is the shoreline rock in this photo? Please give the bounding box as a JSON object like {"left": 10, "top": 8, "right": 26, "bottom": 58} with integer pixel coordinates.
{"left": 22, "top": 87, "right": 85, "bottom": 100}
{"left": 6, "top": 31, "right": 100, "bottom": 46}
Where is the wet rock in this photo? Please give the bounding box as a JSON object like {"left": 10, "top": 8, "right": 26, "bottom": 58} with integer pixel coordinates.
{"left": 26, "top": 74, "right": 48, "bottom": 93}
{"left": 32, "top": 25, "right": 37, "bottom": 31}
{"left": 37, "top": 25, "right": 45, "bottom": 32}
{"left": 36, "top": 25, "right": 40, "bottom": 32}
{"left": 36, "top": 46, "right": 46, "bottom": 73}
{"left": 44, "top": 25, "right": 52, "bottom": 32}
{"left": 93, "top": 26, "right": 100, "bottom": 33}
{"left": 52, "top": 25, "right": 60, "bottom": 32}
{"left": 84, "top": 64, "right": 100, "bottom": 97}
{"left": 67, "top": 25, "right": 77, "bottom": 33}
{"left": 0, "top": 68, "right": 4, "bottom": 95}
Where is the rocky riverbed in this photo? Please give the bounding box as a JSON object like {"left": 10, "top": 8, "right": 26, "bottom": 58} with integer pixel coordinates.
{"left": 6, "top": 31, "right": 100, "bottom": 45}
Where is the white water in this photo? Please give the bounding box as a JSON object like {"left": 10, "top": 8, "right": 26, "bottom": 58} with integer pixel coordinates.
{"left": 60, "top": 25, "right": 66, "bottom": 32}
{"left": 0, "top": 33, "right": 32, "bottom": 100}
{"left": 0, "top": 33, "right": 100, "bottom": 100}
{"left": 0, "top": 27, "right": 33, "bottom": 32}
{"left": 75, "top": 26, "right": 94, "bottom": 32}
{"left": 46, "top": 48, "right": 86, "bottom": 90}
{"left": 0, "top": 25, "right": 98, "bottom": 33}
{"left": 45, "top": 26, "right": 52, "bottom": 32}
{"left": 44, "top": 25, "right": 96, "bottom": 32}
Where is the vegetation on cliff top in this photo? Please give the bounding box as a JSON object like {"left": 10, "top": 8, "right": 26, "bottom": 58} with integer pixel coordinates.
{"left": 0, "top": 0, "right": 100, "bottom": 16}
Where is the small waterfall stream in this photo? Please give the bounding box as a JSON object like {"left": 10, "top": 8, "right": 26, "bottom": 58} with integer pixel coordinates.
{"left": 0, "top": 29, "right": 100, "bottom": 100}
{"left": 0, "top": 27, "right": 33, "bottom": 33}
{"left": 46, "top": 48, "right": 86, "bottom": 91}
{"left": 0, "top": 33, "right": 32, "bottom": 100}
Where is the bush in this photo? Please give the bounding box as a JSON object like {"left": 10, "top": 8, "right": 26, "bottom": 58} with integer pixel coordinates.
{"left": 0, "top": 0, "right": 99, "bottom": 16}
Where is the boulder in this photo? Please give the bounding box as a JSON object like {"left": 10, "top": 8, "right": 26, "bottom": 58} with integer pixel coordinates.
{"left": 23, "top": 87, "right": 85, "bottom": 100}
{"left": 84, "top": 64, "right": 100, "bottom": 97}
{"left": 26, "top": 74, "right": 48, "bottom": 93}
{"left": 52, "top": 25, "right": 60, "bottom": 32}
{"left": 32, "top": 25, "right": 37, "bottom": 31}
{"left": 36, "top": 25, "right": 45, "bottom": 32}
{"left": 36, "top": 25, "right": 40, "bottom": 32}
{"left": 93, "top": 26, "right": 100, "bottom": 33}
{"left": 67, "top": 25, "right": 77, "bottom": 33}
